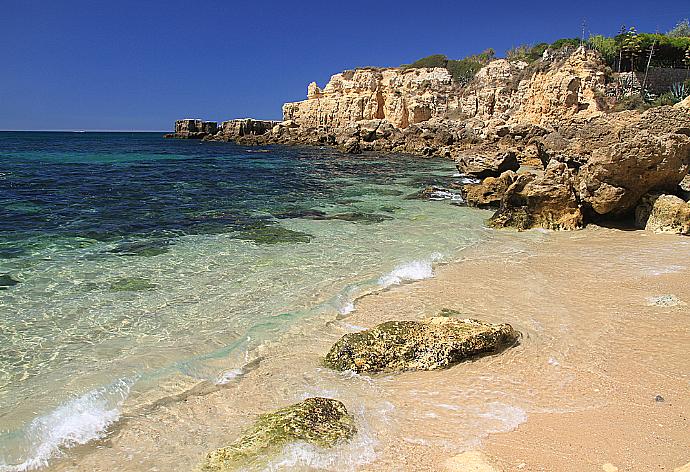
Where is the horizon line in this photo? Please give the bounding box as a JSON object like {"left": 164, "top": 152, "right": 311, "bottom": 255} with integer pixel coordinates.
{"left": 0, "top": 129, "right": 170, "bottom": 133}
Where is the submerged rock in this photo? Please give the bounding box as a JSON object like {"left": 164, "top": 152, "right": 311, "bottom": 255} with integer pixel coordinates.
{"left": 199, "top": 397, "right": 356, "bottom": 471}
{"left": 109, "top": 277, "right": 158, "bottom": 292}
{"left": 0, "top": 273, "right": 20, "bottom": 289}
{"left": 324, "top": 212, "right": 394, "bottom": 224}
{"left": 233, "top": 223, "right": 313, "bottom": 244}
{"left": 324, "top": 310, "right": 519, "bottom": 373}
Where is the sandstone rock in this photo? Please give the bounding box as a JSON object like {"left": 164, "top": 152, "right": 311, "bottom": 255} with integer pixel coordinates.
{"left": 644, "top": 194, "right": 690, "bottom": 235}
{"left": 625, "top": 105, "right": 690, "bottom": 138}
{"left": 490, "top": 160, "right": 583, "bottom": 230}
{"left": 324, "top": 310, "right": 519, "bottom": 373}
{"left": 463, "top": 170, "right": 516, "bottom": 208}
{"left": 199, "top": 397, "right": 356, "bottom": 471}
{"left": 508, "top": 47, "right": 609, "bottom": 127}
{"left": 283, "top": 67, "right": 462, "bottom": 129}
{"left": 676, "top": 96, "right": 690, "bottom": 109}
{"left": 578, "top": 132, "right": 690, "bottom": 215}
{"left": 456, "top": 151, "right": 519, "bottom": 179}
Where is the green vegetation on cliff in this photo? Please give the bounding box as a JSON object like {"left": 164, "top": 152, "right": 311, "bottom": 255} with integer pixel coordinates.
{"left": 402, "top": 19, "right": 690, "bottom": 85}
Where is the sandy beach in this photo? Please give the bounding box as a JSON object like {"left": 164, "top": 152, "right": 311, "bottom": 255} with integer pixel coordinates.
{"left": 47, "top": 226, "right": 690, "bottom": 471}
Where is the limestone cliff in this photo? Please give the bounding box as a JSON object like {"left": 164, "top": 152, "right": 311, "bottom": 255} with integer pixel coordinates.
{"left": 282, "top": 67, "right": 462, "bottom": 129}
{"left": 282, "top": 47, "right": 609, "bottom": 132}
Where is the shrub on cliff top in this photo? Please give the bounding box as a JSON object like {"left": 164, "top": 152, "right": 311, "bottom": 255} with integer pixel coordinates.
{"left": 402, "top": 49, "right": 495, "bottom": 85}
{"left": 403, "top": 54, "right": 449, "bottom": 69}
{"left": 507, "top": 38, "right": 581, "bottom": 63}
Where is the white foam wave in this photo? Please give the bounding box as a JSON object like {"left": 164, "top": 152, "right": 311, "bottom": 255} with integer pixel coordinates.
{"left": 0, "top": 380, "right": 131, "bottom": 472}
{"left": 215, "top": 368, "right": 244, "bottom": 385}
{"left": 337, "top": 301, "right": 355, "bottom": 316}
{"left": 378, "top": 254, "right": 442, "bottom": 288}
{"left": 477, "top": 402, "right": 528, "bottom": 434}
{"left": 265, "top": 404, "right": 377, "bottom": 471}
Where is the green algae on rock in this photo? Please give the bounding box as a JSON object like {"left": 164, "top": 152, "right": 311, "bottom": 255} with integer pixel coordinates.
{"left": 324, "top": 311, "right": 519, "bottom": 373}
{"left": 199, "top": 397, "right": 356, "bottom": 471}
{"left": 109, "top": 277, "right": 158, "bottom": 292}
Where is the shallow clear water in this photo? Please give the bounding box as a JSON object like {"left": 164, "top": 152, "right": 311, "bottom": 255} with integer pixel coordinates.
{"left": 0, "top": 132, "right": 491, "bottom": 470}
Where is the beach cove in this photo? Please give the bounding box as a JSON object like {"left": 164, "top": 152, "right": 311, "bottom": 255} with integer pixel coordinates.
{"left": 44, "top": 226, "right": 690, "bottom": 471}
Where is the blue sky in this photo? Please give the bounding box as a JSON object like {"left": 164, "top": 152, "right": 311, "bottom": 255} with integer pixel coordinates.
{"left": 1, "top": 0, "right": 686, "bottom": 131}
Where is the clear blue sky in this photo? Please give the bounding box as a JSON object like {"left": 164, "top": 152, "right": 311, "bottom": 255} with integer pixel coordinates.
{"left": 1, "top": 0, "right": 686, "bottom": 131}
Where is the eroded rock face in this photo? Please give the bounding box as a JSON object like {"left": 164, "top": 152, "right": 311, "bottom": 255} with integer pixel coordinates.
{"left": 199, "top": 397, "right": 356, "bottom": 471}
{"left": 577, "top": 132, "right": 690, "bottom": 216}
{"left": 490, "top": 160, "right": 583, "bottom": 230}
{"left": 173, "top": 119, "right": 218, "bottom": 138}
{"left": 324, "top": 311, "right": 519, "bottom": 373}
{"left": 283, "top": 67, "right": 462, "bottom": 129}
{"left": 508, "top": 48, "right": 608, "bottom": 126}
{"left": 463, "top": 170, "right": 516, "bottom": 208}
{"left": 456, "top": 151, "right": 519, "bottom": 179}
{"left": 218, "top": 119, "right": 280, "bottom": 138}
{"left": 644, "top": 194, "right": 690, "bottom": 235}
{"left": 282, "top": 48, "right": 609, "bottom": 134}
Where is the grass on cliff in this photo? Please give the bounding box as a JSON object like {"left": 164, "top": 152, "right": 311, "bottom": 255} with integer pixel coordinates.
{"left": 401, "top": 49, "right": 495, "bottom": 85}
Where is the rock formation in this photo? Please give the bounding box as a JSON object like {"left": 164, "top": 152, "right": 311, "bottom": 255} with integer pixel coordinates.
{"left": 324, "top": 310, "right": 518, "bottom": 373}
{"left": 463, "top": 170, "right": 516, "bottom": 208}
{"left": 490, "top": 160, "right": 583, "bottom": 230}
{"left": 643, "top": 194, "right": 690, "bottom": 235}
{"left": 170, "top": 119, "right": 218, "bottom": 139}
{"left": 167, "top": 46, "right": 690, "bottom": 233}
{"left": 283, "top": 67, "right": 462, "bottom": 129}
{"left": 199, "top": 397, "right": 356, "bottom": 471}
{"left": 216, "top": 119, "right": 280, "bottom": 139}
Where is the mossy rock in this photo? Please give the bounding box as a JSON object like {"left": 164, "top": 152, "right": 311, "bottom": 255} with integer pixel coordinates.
{"left": 199, "top": 397, "right": 356, "bottom": 471}
{"left": 324, "top": 310, "right": 519, "bottom": 373}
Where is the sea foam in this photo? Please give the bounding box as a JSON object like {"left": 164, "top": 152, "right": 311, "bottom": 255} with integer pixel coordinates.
{"left": 378, "top": 253, "right": 442, "bottom": 288}
{"left": 0, "top": 380, "right": 131, "bottom": 472}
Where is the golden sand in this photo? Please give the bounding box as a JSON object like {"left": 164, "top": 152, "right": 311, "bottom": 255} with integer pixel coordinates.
{"left": 53, "top": 227, "right": 690, "bottom": 471}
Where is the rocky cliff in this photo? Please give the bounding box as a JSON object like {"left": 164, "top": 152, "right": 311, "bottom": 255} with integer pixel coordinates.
{"left": 282, "top": 67, "right": 462, "bottom": 129}
{"left": 282, "top": 47, "right": 609, "bottom": 133}
{"left": 167, "top": 46, "right": 690, "bottom": 233}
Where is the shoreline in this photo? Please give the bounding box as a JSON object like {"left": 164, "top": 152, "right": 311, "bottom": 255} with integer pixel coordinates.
{"left": 45, "top": 225, "right": 690, "bottom": 471}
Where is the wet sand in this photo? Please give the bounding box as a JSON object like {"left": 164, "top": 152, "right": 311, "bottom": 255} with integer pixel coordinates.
{"left": 52, "top": 227, "right": 690, "bottom": 471}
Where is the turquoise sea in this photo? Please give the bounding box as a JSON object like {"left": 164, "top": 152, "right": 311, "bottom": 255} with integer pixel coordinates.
{"left": 0, "top": 132, "right": 492, "bottom": 470}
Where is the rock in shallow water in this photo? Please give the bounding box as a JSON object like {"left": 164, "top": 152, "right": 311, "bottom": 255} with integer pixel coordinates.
{"left": 0, "top": 273, "right": 20, "bottom": 289}
{"left": 324, "top": 310, "right": 519, "bottom": 373}
{"left": 199, "top": 397, "right": 356, "bottom": 471}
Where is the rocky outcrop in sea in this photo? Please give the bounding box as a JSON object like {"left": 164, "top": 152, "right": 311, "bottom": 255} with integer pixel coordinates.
{"left": 167, "top": 46, "right": 690, "bottom": 233}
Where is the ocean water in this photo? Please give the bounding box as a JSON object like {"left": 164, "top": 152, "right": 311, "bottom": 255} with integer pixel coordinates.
{"left": 0, "top": 132, "right": 492, "bottom": 470}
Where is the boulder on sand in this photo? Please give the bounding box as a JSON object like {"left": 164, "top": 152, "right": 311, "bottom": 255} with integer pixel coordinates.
{"left": 324, "top": 310, "right": 519, "bottom": 373}
{"left": 490, "top": 160, "right": 583, "bottom": 230}
{"left": 644, "top": 194, "right": 690, "bottom": 235}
